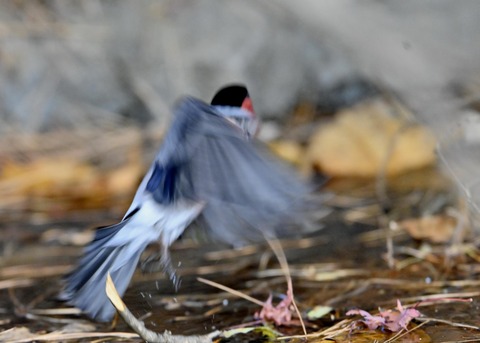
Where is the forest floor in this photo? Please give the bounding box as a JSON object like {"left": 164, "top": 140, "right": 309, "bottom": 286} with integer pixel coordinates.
{"left": 1, "top": 165, "right": 480, "bottom": 342}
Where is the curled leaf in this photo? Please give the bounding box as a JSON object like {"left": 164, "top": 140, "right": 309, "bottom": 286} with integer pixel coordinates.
{"left": 347, "top": 300, "right": 421, "bottom": 332}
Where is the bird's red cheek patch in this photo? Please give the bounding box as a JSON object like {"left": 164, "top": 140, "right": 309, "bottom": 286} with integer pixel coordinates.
{"left": 242, "top": 97, "right": 255, "bottom": 117}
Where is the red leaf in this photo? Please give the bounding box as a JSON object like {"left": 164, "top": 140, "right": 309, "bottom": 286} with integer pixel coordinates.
{"left": 347, "top": 300, "right": 421, "bottom": 332}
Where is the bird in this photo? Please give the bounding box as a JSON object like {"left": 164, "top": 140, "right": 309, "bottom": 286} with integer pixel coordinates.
{"left": 61, "top": 84, "right": 312, "bottom": 322}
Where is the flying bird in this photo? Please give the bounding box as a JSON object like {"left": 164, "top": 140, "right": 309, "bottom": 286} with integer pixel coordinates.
{"left": 61, "top": 84, "right": 312, "bottom": 322}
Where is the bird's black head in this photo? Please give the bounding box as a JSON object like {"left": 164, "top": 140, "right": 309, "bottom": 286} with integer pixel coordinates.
{"left": 210, "top": 84, "right": 254, "bottom": 115}
{"left": 210, "top": 84, "right": 258, "bottom": 138}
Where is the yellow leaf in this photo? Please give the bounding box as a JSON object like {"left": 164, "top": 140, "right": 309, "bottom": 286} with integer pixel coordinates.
{"left": 307, "top": 305, "right": 333, "bottom": 320}
{"left": 306, "top": 99, "right": 436, "bottom": 177}
{"left": 400, "top": 215, "right": 458, "bottom": 243}
{"left": 105, "top": 273, "right": 126, "bottom": 312}
{"left": 268, "top": 140, "right": 305, "bottom": 166}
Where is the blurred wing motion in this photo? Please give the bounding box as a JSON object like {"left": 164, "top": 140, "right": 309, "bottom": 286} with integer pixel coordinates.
{"left": 62, "top": 96, "right": 312, "bottom": 322}
{"left": 178, "top": 98, "right": 311, "bottom": 243}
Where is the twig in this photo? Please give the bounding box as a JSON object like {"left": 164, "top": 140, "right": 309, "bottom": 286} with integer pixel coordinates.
{"left": 416, "top": 317, "right": 480, "bottom": 330}
{"left": 266, "top": 238, "right": 307, "bottom": 336}
{"left": 384, "top": 319, "right": 430, "bottom": 343}
{"left": 197, "top": 277, "right": 264, "bottom": 307}
{"left": 400, "top": 292, "right": 476, "bottom": 305}
{"left": 278, "top": 318, "right": 352, "bottom": 340}
{"left": 439, "top": 338, "right": 480, "bottom": 343}
{"left": 0, "top": 279, "right": 34, "bottom": 290}
{"left": 24, "top": 313, "right": 86, "bottom": 324}
{"left": 106, "top": 273, "right": 218, "bottom": 343}
{"left": 6, "top": 331, "right": 139, "bottom": 343}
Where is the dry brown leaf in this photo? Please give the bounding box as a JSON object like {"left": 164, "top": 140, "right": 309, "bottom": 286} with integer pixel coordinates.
{"left": 41, "top": 228, "right": 94, "bottom": 246}
{"left": 0, "top": 158, "right": 104, "bottom": 211}
{"left": 0, "top": 327, "right": 36, "bottom": 342}
{"left": 305, "top": 99, "right": 436, "bottom": 177}
{"left": 0, "top": 158, "right": 99, "bottom": 195}
{"left": 106, "top": 163, "right": 143, "bottom": 198}
{"left": 399, "top": 215, "right": 457, "bottom": 243}
{"left": 268, "top": 140, "right": 305, "bottom": 166}
{"left": 0, "top": 153, "right": 143, "bottom": 213}
{"left": 6, "top": 330, "right": 139, "bottom": 343}
{"left": 317, "top": 327, "right": 431, "bottom": 343}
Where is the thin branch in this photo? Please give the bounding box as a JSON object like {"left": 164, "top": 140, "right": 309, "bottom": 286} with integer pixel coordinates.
{"left": 106, "top": 273, "right": 218, "bottom": 343}
{"left": 197, "top": 277, "right": 264, "bottom": 307}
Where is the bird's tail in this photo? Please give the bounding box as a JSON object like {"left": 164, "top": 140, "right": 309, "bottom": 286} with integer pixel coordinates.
{"left": 61, "top": 198, "right": 204, "bottom": 322}
{"left": 60, "top": 219, "right": 152, "bottom": 322}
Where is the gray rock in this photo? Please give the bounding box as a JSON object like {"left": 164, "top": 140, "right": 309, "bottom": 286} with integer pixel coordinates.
{"left": 0, "top": 0, "right": 354, "bottom": 131}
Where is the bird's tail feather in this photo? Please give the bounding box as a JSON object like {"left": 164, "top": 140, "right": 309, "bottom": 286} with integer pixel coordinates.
{"left": 61, "top": 220, "right": 151, "bottom": 322}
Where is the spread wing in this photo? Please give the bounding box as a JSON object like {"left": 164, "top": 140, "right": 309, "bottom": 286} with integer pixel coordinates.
{"left": 131, "top": 97, "right": 311, "bottom": 245}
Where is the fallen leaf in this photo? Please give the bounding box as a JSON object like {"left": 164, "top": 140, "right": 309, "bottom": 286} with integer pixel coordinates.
{"left": 255, "top": 291, "right": 294, "bottom": 326}
{"left": 105, "top": 273, "right": 126, "bottom": 312}
{"left": 307, "top": 305, "right": 334, "bottom": 320}
{"left": 0, "top": 154, "right": 143, "bottom": 213}
{"left": 346, "top": 309, "right": 386, "bottom": 330}
{"left": 222, "top": 326, "right": 280, "bottom": 339}
{"left": 0, "top": 327, "right": 36, "bottom": 341}
{"left": 347, "top": 299, "right": 421, "bottom": 332}
{"left": 268, "top": 140, "right": 305, "bottom": 166}
{"left": 399, "top": 215, "right": 458, "bottom": 243}
{"left": 106, "top": 163, "right": 143, "bottom": 198}
{"left": 305, "top": 98, "right": 436, "bottom": 177}
{"left": 41, "top": 228, "right": 94, "bottom": 246}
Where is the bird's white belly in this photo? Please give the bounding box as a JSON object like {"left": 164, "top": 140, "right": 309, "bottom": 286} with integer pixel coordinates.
{"left": 124, "top": 195, "right": 204, "bottom": 247}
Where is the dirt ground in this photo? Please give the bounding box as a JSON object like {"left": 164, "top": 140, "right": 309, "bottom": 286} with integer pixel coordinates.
{"left": 1, "top": 166, "right": 480, "bottom": 342}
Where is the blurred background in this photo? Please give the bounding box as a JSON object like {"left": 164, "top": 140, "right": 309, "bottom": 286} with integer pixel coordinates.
{"left": 3, "top": 1, "right": 480, "bottom": 340}
{"left": 1, "top": 0, "right": 480, "bottom": 226}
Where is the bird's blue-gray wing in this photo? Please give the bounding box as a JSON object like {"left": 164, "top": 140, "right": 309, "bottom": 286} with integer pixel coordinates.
{"left": 163, "top": 98, "right": 312, "bottom": 245}
{"left": 123, "top": 97, "right": 212, "bottom": 218}
{"left": 128, "top": 96, "right": 311, "bottom": 245}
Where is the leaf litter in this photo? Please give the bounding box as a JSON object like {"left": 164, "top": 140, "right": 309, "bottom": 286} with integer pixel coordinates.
{"left": 2, "top": 96, "right": 480, "bottom": 342}
{"left": 347, "top": 299, "right": 421, "bottom": 332}
{"left": 3, "top": 170, "right": 480, "bottom": 342}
